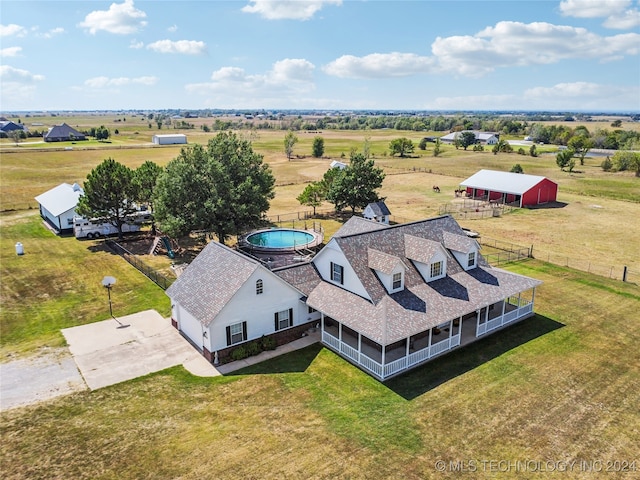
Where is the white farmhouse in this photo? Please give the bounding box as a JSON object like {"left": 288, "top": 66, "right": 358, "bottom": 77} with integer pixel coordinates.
{"left": 167, "top": 215, "right": 541, "bottom": 379}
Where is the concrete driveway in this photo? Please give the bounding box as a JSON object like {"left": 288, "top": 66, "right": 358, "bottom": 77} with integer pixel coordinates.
{"left": 62, "top": 309, "right": 220, "bottom": 390}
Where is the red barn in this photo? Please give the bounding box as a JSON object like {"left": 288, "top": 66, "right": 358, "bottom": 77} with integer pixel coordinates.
{"left": 459, "top": 170, "right": 558, "bottom": 207}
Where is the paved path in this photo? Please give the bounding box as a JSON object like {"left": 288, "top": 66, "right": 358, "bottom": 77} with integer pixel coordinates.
{"left": 1, "top": 310, "right": 320, "bottom": 410}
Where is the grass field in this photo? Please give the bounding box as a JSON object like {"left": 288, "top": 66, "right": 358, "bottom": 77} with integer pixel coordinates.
{"left": 1, "top": 260, "right": 638, "bottom": 479}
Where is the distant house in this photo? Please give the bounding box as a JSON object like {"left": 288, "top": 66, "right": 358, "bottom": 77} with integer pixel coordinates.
{"left": 44, "top": 123, "right": 86, "bottom": 142}
{"left": 152, "top": 134, "right": 187, "bottom": 145}
{"left": 460, "top": 169, "right": 558, "bottom": 207}
{"left": 34, "top": 182, "right": 84, "bottom": 233}
{"left": 363, "top": 201, "right": 391, "bottom": 224}
{"left": 167, "top": 215, "right": 541, "bottom": 380}
{"left": 0, "top": 121, "right": 28, "bottom": 137}
{"left": 330, "top": 160, "right": 347, "bottom": 170}
{"left": 440, "top": 131, "right": 499, "bottom": 145}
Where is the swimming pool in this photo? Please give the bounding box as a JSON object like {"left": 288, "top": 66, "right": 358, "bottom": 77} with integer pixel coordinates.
{"left": 246, "top": 229, "right": 315, "bottom": 249}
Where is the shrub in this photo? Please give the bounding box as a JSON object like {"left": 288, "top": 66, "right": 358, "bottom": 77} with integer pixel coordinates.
{"left": 247, "top": 341, "right": 261, "bottom": 357}
{"left": 260, "top": 335, "right": 277, "bottom": 351}
{"left": 472, "top": 144, "right": 484, "bottom": 152}
{"left": 230, "top": 345, "right": 248, "bottom": 361}
{"left": 517, "top": 147, "right": 525, "bottom": 155}
{"left": 510, "top": 164, "right": 524, "bottom": 174}
{"left": 601, "top": 156, "right": 613, "bottom": 172}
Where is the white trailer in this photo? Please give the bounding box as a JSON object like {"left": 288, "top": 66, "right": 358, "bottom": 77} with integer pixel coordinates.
{"left": 74, "top": 217, "right": 141, "bottom": 239}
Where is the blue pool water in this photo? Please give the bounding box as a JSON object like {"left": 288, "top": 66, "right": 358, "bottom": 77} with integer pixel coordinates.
{"left": 247, "top": 229, "right": 314, "bottom": 249}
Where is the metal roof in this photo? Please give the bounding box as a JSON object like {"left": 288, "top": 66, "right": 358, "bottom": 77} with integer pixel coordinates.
{"left": 460, "top": 169, "right": 555, "bottom": 195}
{"left": 34, "top": 183, "right": 83, "bottom": 217}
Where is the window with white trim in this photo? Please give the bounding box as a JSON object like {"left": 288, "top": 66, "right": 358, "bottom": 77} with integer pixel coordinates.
{"left": 392, "top": 272, "right": 402, "bottom": 290}
{"left": 256, "top": 279, "right": 263, "bottom": 295}
{"left": 275, "top": 308, "right": 293, "bottom": 331}
{"left": 430, "top": 261, "right": 443, "bottom": 278}
{"left": 331, "top": 262, "right": 344, "bottom": 284}
{"left": 228, "top": 322, "right": 245, "bottom": 345}
{"left": 467, "top": 252, "right": 476, "bottom": 268}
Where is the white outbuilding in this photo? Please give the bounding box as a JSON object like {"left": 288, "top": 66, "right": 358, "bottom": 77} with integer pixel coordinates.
{"left": 35, "top": 182, "right": 84, "bottom": 233}
{"left": 152, "top": 134, "right": 187, "bottom": 145}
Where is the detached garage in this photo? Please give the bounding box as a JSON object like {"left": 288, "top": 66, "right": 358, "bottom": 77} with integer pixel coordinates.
{"left": 152, "top": 134, "right": 187, "bottom": 145}
{"left": 35, "top": 182, "right": 84, "bottom": 233}
{"left": 460, "top": 170, "right": 558, "bottom": 207}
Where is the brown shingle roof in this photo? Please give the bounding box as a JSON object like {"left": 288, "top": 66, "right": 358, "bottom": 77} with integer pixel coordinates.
{"left": 367, "top": 248, "right": 404, "bottom": 275}
{"left": 166, "top": 242, "right": 260, "bottom": 326}
{"left": 333, "top": 216, "right": 389, "bottom": 238}
{"left": 273, "top": 262, "right": 322, "bottom": 296}
{"left": 306, "top": 215, "right": 541, "bottom": 345}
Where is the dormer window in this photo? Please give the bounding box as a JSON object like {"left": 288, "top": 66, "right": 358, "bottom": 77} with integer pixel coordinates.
{"left": 392, "top": 272, "right": 402, "bottom": 290}
{"left": 467, "top": 252, "right": 476, "bottom": 268}
{"left": 256, "top": 279, "right": 263, "bottom": 294}
{"left": 331, "top": 262, "right": 344, "bottom": 284}
{"left": 430, "top": 261, "right": 443, "bottom": 278}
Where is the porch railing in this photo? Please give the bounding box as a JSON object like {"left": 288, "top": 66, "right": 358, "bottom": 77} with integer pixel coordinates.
{"left": 323, "top": 330, "right": 463, "bottom": 380}
{"left": 477, "top": 301, "right": 533, "bottom": 336}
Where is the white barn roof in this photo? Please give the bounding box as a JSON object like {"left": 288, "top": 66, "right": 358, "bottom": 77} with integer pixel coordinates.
{"left": 34, "top": 183, "right": 83, "bottom": 216}
{"left": 460, "top": 170, "right": 551, "bottom": 196}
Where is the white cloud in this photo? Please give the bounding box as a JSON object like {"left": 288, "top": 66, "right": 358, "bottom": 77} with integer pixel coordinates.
{"left": 186, "top": 59, "right": 315, "bottom": 105}
{"left": 84, "top": 75, "right": 157, "bottom": 88}
{"left": 0, "top": 65, "right": 45, "bottom": 106}
{"left": 0, "top": 65, "right": 45, "bottom": 83}
{"left": 168, "top": 24, "right": 178, "bottom": 33}
{"left": 0, "top": 46, "right": 22, "bottom": 58}
{"left": 38, "top": 27, "right": 65, "bottom": 39}
{"left": 324, "top": 52, "right": 435, "bottom": 79}
{"left": 79, "top": 0, "right": 147, "bottom": 35}
{"left": 426, "top": 81, "right": 640, "bottom": 110}
{"left": 431, "top": 21, "right": 640, "bottom": 76}
{"left": 559, "top": 0, "right": 640, "bottom": 29}
{"left": 559, "top": 0, "right": 630, "bottom": 18}
{"left": 0, "top": 23, "right": 27, "bottom": 37}
{"left": 242, "top": 0, "right": 342, "bottom": 20}
{"left": 129, "top": 40, "right": 144, "bottom": 49}
{"left": 146, "top": 39, "right": 207, "bottom": 55}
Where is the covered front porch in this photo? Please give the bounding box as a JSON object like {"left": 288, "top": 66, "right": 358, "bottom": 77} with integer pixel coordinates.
{"left": 320, "top": 288, "right": 536, "bottom": 380}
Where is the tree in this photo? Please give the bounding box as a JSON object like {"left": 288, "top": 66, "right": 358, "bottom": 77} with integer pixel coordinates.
{"left": 612, "top": 150, "right": 640, "bottom": 176}
{"left": 312, "top": 136, "right": 324, "bottom": 158}
{"left": 568, "top": 135, "right": 593, "bottom": 165}
{"left": 284, "top": 130, "right": 298, "bottom": 160}
{"left": 95, "top": 125, "right": 110, "bottom": 141}
{"left": 154, "top": 132, "right": 275, "bottom": 244}
{"left": 556, "top": 148, "right": 576, "bottom": 172}
{"left": 327, "top": 153, "right": 385, "bottom": 213}
{"left": 76, "top": 158, "right": 137, "bottom": 239}
{"left": 510, "top": 164, "right": 524, "bottom": 174}
{"left": 133, "top": 161, "right": 163, "bottom": 213}
{"left": 459, "top": 131, "right": 477, "bottom": 150}
{"left": 297, "top": 182, "right": 324, "bottom": 215}
{"left": 433, "top": 138, "right": 442, "bottom": 157}
{"left": 9, "top": 129, "right": 22, "bottom": 146}
{"left": 529, "top": 144, "right": 538, "bottom": 157}
{"left": 611, "top": 119, "right": 622, "bottom": 128}
{"left": 492, "top": 139, "right": 513, "bottom": 155}
{"left": 418, "top": 137, "right": 428, "bottom": 150}
{"left": 389, "top": 137, "right": 415, "bottom": 157}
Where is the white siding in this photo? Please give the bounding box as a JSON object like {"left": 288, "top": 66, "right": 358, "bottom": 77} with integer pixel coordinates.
{"left": 413, "top": 250, "right": 448, "bottom": 282}
{"left": 172, "top": 303, "right": 207, "bottom": 351}
{"left": 313, "top": 242, "right": 371, "bottom": 300}
{"left": 205, "top": 268, "right": 307, "bottom": 352}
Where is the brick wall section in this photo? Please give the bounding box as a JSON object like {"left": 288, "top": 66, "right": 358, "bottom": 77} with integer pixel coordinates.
{"left": 213, "top": 320, "right": 317, "bottom": 365}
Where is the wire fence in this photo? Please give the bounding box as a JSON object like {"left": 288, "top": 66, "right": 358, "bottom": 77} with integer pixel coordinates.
{"left": 479, "top": 237, "right": 531, "bottom": 266}
{"left": 105, "top": 240, "right": 174, "bottom": 290}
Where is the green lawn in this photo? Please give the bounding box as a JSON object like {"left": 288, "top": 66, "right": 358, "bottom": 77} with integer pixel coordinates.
{"left": 1, "top": 260, "right": 638, "bottom": 479}
{"left": 0, "top": 213, "right": 170, "bottom": 358}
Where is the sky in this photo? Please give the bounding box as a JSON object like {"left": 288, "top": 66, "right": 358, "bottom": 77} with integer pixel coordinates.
{"left": 1, "top": 0, "right": 639, "bottom": 112}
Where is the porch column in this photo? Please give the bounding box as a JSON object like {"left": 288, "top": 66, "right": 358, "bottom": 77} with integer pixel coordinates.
{"left": 516, "top": 292, "right": 522, "bottom": 317}
{"left": 321, "top": 313, "right": 325, "bottom": 334}
{"left": 485, "top": 306, "right": 489, "bottom": 324}
{"left": 405, "top": 336, "right": 410, "bottom": 358}
{"left": 358, "top": 333, "right": 362, "bottom": 362}
{"left": 338, "top": 321, "right": 342, "bottom": 343}
{"left": 501, "top": 299, "right": 506, "bottom": 324}
{"left": 428, "top": 328, "right": 433, "bottom": 356}
{"left": 475, "top": 309, "right": 481, "bottom": 337}
{"left": 531, "top": 287, "right": 536, "bottom": 308}
{"left": 381, "top": 345, "right": 386, "bottom": 368}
